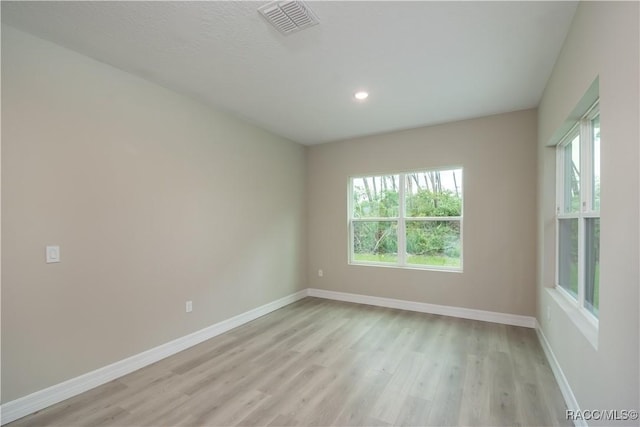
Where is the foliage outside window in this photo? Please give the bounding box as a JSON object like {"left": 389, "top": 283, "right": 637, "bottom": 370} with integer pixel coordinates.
{"left": 556, "top": 102, "right": 600, "bottom": 318}
{"left": 350, "top": 168, "right": 463, "bottom": 271}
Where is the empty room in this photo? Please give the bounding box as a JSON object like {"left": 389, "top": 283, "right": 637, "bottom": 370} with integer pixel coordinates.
{"left": 1, "top": 1, "right": 638, "bottom": 426}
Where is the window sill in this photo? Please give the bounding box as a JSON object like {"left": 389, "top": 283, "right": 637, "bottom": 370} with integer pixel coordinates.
{"left": 349, "top": 261, "right": 463, "bottom": 273}
{"left": 546, "top": 287, "right": 599, "bottom": 349}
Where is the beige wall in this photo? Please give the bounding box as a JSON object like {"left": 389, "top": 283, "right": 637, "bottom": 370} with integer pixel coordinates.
{"left": 1, "top": 27, "right": 307, "bottom": 402}
{"left": 537, "top": 1, "right": 639, "bottom": 420}
{"left": 307, "top": 109, "right": 538, "bottom": 316}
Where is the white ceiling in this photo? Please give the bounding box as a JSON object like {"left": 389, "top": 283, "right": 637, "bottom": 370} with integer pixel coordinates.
{"left": 2, "top": 1, "right": 577, "bottom": 145}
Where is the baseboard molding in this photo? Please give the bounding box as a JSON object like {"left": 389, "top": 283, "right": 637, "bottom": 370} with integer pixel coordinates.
{"left": 535, "top": 321, "right": 584, "bottom": 427}
{"left": 0, "top": 289, "right": 308, "bottom": 425}
{"left": 307, "top": 288, "right": 537, "bottom": 328}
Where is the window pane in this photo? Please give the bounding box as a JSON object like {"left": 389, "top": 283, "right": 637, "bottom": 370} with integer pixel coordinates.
{"left": 406, "top": 220, "right": 461, "bottom": 267}
{"left": 592, "top": 116, "right": 600, "bottom": 211}
{"left": 405, "top": 169, "right": 462, "bottom": 217}
{"left": 353, "top": 221, "right": 398, "bottom": 263}
{"left": 558, "top": 218, "right": 579, "bottom": 297}
{"left": 352, "top": 175, "right": 399, "bottom": 218}
{"left": 564, "top": 135, "right": 581, "bottom": 213}
{"left": 584, "top": 218, "right": 600, "bottom": 317}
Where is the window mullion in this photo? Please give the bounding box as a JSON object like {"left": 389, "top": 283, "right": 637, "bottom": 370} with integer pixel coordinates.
{"left": 577, "top": 118, "right": 591, "bottom": 309}
{"left": 555, "top": 144, "right": 564, "bottom": 288}
{"left": 581, "top": 119, "right": 593, "bottom": 214}
{"left": 348, "top": 177, "right": 354, "bottom": 264}
{"left": 556, "top": 144, "right": 564, "bottom": 215}
{"left": 398, "top": 174, "right": 406, "bottom": 266}
{"left": 577, "top": 217, "right": 586, "bottom": 307}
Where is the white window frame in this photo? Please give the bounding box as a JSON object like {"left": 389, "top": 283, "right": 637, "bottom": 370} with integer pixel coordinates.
{"left": 555, "top": 101, "right": 600, "bottom": 323}
{"left": 348, "top": 167, "right": 463, "bottom": 272}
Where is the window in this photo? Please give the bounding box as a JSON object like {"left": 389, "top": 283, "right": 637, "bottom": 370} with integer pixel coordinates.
{"left": 349, "top": 168, "right": 463, "bottom": 271}
{"left": 556, "top": 102, "right": 600, "bottom": 318}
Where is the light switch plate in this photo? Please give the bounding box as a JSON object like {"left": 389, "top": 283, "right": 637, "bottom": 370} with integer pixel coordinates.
{"left": 46, "top": 245, "right": 60, "bottom": 263}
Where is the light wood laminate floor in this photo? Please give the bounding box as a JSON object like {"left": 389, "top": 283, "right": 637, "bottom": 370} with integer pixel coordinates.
{"left": 9, "top": 297, "right": 571, "bottom": 426}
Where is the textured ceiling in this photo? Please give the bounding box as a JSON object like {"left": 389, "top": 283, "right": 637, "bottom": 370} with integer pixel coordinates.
{"left": 1, "top": 1, "right": 577, "bottom": 145}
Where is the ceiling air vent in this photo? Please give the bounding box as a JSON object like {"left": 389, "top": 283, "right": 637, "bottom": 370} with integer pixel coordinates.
{"left": 258, "top": 1, "right": 319, "bottom": 35}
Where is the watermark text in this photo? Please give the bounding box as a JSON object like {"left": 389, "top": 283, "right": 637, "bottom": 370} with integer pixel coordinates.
{"left": 566, "top": 409, "right": 639, "bottom": 422}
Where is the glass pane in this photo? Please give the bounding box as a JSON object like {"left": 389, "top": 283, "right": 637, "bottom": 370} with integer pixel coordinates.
{"left": 584, "top": 218, "right": 600, "bottom": 317}
{"left": 558, "top": 218, "right": 579, "bottom": 298}
{"left": 592, "top": 116, "right": 600, "bottom": 211}
{"left": 406, "top": 220, "right": 461, "bottom": 267}
{"left": 563, "top": 135, "right": 581, "bottom": 213}
{"left": 353, "top": 221, "right": 398, "bottom": 263}
{"left": 352, "top": 175, "right": 399, "bottom": 218}
{"left": 405, "top": 169, "right": 462, "bottom": 217}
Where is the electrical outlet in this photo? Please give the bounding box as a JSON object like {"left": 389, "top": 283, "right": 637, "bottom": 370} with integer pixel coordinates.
{"left": 186, "top": 301, "right": 193, "bottom": 313}
{"left": 546, "top": 305, "right": 551, "bottom": 321}
{"left": 318, "top": 269, "right": 323, "bottom": 277}
{"left": 46, "top": 245, "right": 61, "bottom": 263}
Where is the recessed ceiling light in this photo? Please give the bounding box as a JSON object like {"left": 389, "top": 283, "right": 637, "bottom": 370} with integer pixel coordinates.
{"left": 354, "top": 91, "right": 369, "bottom": 101}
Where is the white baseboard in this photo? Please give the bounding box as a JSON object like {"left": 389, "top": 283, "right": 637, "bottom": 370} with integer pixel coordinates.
{"left": 0, "top": 289, "right": 308, "bottom": 425}
{"left": 535, "top": 321, "right": 584, "bottom": 427}
{"left": 307, "top": 288, "right": 537, "bottom": 328}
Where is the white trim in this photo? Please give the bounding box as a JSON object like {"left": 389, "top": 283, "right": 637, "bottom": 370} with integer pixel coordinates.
{"left": 307, "top": 288, "right": 536, "bottom": 328}
{"left": 353, "top": 216, "right": 462, "bottom": 222}
{"left": 547, "top": 287, "right": 598, "bottom": 349}
{"left": 348, "top": 260, "right": 463, "bottom": 273}
{"left": 535, "top": 321, "right": 586, "bottom": 427}
{"left": 398, "top": 173, "right": 407, "bottom": 266}
{"left": 0, "top": 289, "right": 308, "bottom": 425}
{"left": 351, "top": 217, "right": 400, "bottom": 222}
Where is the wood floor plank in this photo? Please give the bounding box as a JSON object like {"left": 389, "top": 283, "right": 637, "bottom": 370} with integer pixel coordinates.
{"left": 199, "top": 389, "right": 271, "bottom": 426}
{"left": 276, "top": 363, "right": 340, "bottom": 421}
{"left": 407, "top": 356, "right": 442, "bottom": 402}
{"left": 266, "top": 413, "right": 299, "bottom": 427}
{"left": 119, "top": 392, "right": 193, "bottom": 426}
{"left": 395, "top": 395, "right": 432, "bottom": 427}
{"left": 8, "top": 297, "right": 570, "bottom": 427}
{"left": 371, "top": 351, "right": 426, "bottom": 423}
{"left": 426, "top": 358, "right": 466, "bottom": 426}
{"left": 238, "top": 364, "right": 326, "bottom": 426}
{"left": 332, "top": 370, "right": 392, "bottom": 426}
{"left": 488, "top": 350, "right": 518, "bottom": 426}
{"left": 457, "top": 354, "right": 491, "bottom": 426}
{"left": 8, "top": 380, "right": 128, "bottom": 427}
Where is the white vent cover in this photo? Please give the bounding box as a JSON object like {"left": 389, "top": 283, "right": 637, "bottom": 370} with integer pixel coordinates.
{"left": 258, "top": 1, "right": 319, "bottom": 35}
